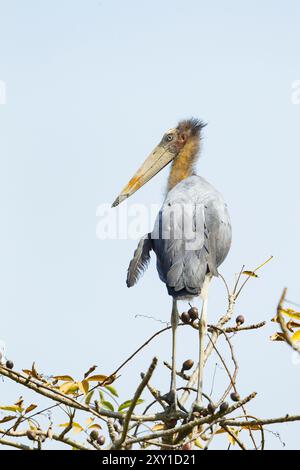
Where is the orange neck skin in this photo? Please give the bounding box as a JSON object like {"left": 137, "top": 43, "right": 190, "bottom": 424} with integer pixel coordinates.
{"left": 167, "top": 135, "right": 200, "bottom": 192}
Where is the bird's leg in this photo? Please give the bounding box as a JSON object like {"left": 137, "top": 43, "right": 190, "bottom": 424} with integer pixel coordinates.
{"left": 169, "top": 298, "right": 179, "bottom": 409}
{"left": 196, "top": 280, "right": 210, "bottom": 406}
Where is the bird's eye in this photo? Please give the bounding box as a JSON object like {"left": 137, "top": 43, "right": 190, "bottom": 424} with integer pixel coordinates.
{"left": 166, "top": 134, "right": 173, "bottom": 142}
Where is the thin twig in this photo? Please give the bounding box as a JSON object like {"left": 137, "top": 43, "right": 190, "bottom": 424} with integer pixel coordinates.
{"left": 112, "top": 357, "right": 158, "bottom": 449}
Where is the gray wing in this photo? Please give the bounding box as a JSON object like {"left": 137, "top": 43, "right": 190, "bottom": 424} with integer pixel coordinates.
{"left": 151, "top": 175, "right": 231, "bottom": 297}
{"left": 126, "top": 235, "right": 152, "bottom": 287}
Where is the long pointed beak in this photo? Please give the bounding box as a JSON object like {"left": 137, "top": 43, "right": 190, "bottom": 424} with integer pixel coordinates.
{"left": 112, "top": 142, "right": 176, "bottom": 207}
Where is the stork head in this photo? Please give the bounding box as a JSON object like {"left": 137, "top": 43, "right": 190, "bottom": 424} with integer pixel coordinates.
{"left": 112, "top": 118, "right": 206, "bottom": 207}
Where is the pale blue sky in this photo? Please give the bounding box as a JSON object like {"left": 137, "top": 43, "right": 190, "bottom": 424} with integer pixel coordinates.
{"left": 0, "top": 0, "right": 300, "bottom": 449}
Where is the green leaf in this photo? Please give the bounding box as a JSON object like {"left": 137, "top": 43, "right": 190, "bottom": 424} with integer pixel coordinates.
{"left": 85, "top": 390, "right": 94, "bottom": 406}
{"left": 101, "top": 400, "right": 114, "bottom": 412}
{"left": 105, "top": 385, "right": 119, "bottom": 398}
{"left": 118, "top": 399, "right": 144, "bottom": 412}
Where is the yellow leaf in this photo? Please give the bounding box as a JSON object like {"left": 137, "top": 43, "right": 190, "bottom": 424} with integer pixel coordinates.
{"left": 77, "top": 380, "right": 89, "bottom": 395}
{"left": 151, "top": 424, "right": 165, "bottom": 431}
{"left": 28, "top": 420, "right": 38, "bottom": 431}
{"left": 59, "top": 381, "right": 79, "bottom": 395}
{"left": 216, "top": 428, "right": 227, "bottom": 435}
{"left": 194, "top": 438, "right": 204, "bottom": 449}
{"left": 279, "top": 308, "right": 300, "bottom": 321}
{"left": 86, "top": 374, "right": 109, "bottom": 383}
{"left": 270, "top": 332, "right": 286, "bottom": 342}
{"left": 59, "top": 422, "right": 83, "bottom": 434}
{"left": 53, "top": 375, "right": 74, "bottom": 382}
{"left": 242, "top": 271, "right": 258, "bottom": 278}
{"left": 227, "top": 429, "right": 240, "bottom": 446}
{"left": 73, "top": 423, "right": 84, "bottom": 434}
{"left": 25, "top": 404, "right": 37, "bottom": 414}
{"left": 291, "top": 330, "right": 300, "bottom": 342}
{"left": 243, "top": 424, "right": 262, "bottom": 431}
{"left": 0, "top": 405, "right": 23, "bottom": 413}
{"left": 85, "top": 417, "right": 94, "bottom": 426}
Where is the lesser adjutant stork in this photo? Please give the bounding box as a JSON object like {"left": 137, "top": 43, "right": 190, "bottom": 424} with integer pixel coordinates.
{"left": 112, "top": 118, "right": 232, "bottom": 409}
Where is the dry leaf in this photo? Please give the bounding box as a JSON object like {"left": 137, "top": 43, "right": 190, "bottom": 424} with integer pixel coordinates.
{"left": 0, "top": 415, "right": 16, "bottom": 424}
{"left": 53, "top": 375, "right": 74, "bottom": 382}
{"left": 242, "top": 271, "right": 258, "bottom": 278}
{"left": 83, "top": 365, "right": 97, "bottom": 379}
{"left": 88, "top": 423, "right": 102, "bottom": 431}
{"left": 270, "top": 332, "right": 286, "bottom": 342}
{"left": 287, "top": 320, "right": 300, "bottom": 331}
{"left": 86, "top": 374, "right": 109, "bottom": 383}
{"left": 77, "top": 380, "right": 89, "bottom": 395}
{"left": 25, "top": 404, "right": 37, "bottom": 414}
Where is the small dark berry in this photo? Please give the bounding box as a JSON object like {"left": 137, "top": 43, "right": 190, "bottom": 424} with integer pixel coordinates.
{"left": 26, "top": 430, "right": 36, "bottom": 441}
{"left": 181, "top": 359, "right": 194, "bottom": 371}
{"left": 188, "top": 307, "right": 199, "bottom": 321}
{"left": 90, "top": 430, "right": 99, "bottom": 441}
{"left": 193, "top": 404, "right": 204, "bottom": 413}
{"left": 230, "top": 392, "right": 240, "bottom": 402}
{"left": 219, "top": 402, "right": 229, "bottom": 413}
{"left": 181, "top": 312, "right": 190, "bottom": 324}
{"left": 6, "top": 360, "right": 14, "bottom": 369}
{"left": 236, "top": 315, "right": 245, "bottom": 325}
{"left": 182, "top": 442, "right": 192, "bottom": 450}
{"left": 207, "top": 402, "right": 216, "bottom": 414}
{"left": 166, "top": 419, "right": 177, "bottom": 428}
{"left": 97, "top": 435, "right": 105, "bottom": 446}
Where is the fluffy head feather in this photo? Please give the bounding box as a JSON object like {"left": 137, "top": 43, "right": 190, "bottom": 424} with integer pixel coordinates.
{"left": 167, "top": 118, "right": 206, "bottom": 192}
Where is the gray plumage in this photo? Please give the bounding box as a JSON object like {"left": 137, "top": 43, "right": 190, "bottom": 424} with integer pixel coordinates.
{"left": 126, "top": 235, "right": 152, "bottom": 288}
{"left": 127, "top": 175, "right": 232, "bottom": 299}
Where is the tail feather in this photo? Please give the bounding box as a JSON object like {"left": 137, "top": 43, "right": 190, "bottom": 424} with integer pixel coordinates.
{"left": 126, "top": 235, "right": 152, "bottom": 287}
